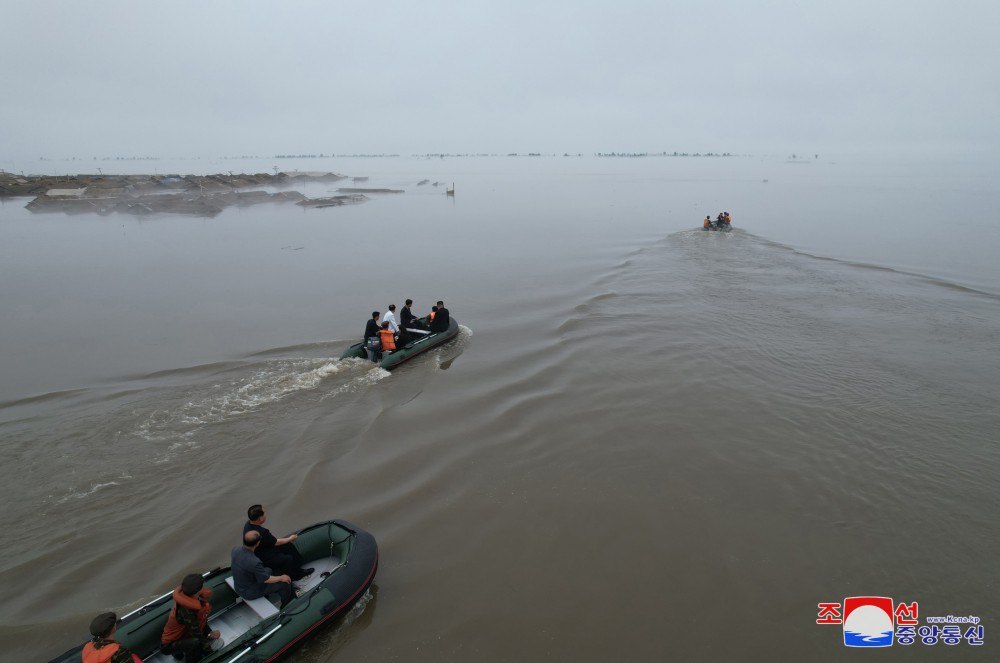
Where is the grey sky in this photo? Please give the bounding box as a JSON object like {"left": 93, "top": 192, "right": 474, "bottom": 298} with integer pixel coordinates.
{"left": 3, "top": 0, "right": 998, "bottom": 158}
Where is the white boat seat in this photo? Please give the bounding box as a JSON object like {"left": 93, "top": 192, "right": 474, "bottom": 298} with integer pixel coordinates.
{"left": 224, "top": 576, "right": 279, "bottom": 620}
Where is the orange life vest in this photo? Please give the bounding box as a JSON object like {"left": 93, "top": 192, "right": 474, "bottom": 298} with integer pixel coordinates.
{"left": 429, "top": 311, "right": 436, "bottom": 322}
{"left": 82, "top": 640, "right": 140, "bottom": 663}
{"left": 724, "top": 213, "right": 731, "bottom": 223}
{"left": 161, "top": 587, "right": 213, "bottom": 644}
{"left": 379, "top": 329, "right": 396, "bottom": 351}
{"left": 704, "top": 218, "right": 711, "bottom": 228}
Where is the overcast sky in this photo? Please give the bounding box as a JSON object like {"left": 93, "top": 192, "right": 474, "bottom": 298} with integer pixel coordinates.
{"left": 2, "top": 0, "right": 998, "bottom": 159}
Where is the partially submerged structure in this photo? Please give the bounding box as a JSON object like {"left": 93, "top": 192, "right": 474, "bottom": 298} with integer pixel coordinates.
{"left": 1, "top": 171, "right": 370, "bottom": 217}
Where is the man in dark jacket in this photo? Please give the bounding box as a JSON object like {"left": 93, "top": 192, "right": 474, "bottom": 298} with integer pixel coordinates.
{"left": 244, "top": 504, "right": 313, "bottom": 582}
{"left": 430, "top": 300, "right": 450, "bottom": 332}
{"left": 363, "top": 311, "right": 381, "bottom": 341}
{"left": 231, "top": 530, "right": 293, "bottom": 608}
{"left": 400, "top": 299, "right": 425, "bottom": 330}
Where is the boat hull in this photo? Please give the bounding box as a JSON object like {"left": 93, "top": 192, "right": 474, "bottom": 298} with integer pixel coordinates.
{"left": 340, "top": 318, "right": 460, "bottom": 369}
{"left": 48, "top": 519, "right": 378, "bottom": 663}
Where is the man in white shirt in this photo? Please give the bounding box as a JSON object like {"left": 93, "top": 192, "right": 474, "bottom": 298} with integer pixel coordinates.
{"left": 383, "top": 304, "right": 399, "bottom": 333}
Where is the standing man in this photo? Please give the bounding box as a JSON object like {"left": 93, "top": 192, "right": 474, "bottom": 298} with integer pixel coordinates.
{"left": 160, "top": 574, "right": 222, "bottom": 662}
{"left": 231, "top": 530, "right": 294, "bottom": 608}
{"left": 383, "top": 304, "right": 399, "bottom": 333}
{"left": 81, "top": 612, "right": 141, "bottom": 663}
{"left": 430, "top": 300, "right": 450, "bottom": 332}
{"left": 244, "top": 505, "right": 313, "bottom": 582}
{"left": 399, "top": 299, "right": 417, "bottom": 329}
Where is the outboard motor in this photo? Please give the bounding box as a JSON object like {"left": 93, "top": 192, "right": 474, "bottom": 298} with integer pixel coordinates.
{"left": 364, "top": 336, "right": 382, "bottom": 362}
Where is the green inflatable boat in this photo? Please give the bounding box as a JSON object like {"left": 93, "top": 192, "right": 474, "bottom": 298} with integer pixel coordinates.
{"left": 49, "top": 519, "right": 378, "bottom": 663}
{"left": 340, "top": 318, "right": 460, "bottom": 370}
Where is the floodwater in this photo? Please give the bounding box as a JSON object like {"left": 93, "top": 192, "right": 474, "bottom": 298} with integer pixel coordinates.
{"left": 1, "top": 155, "right": 998, "bottom": 661}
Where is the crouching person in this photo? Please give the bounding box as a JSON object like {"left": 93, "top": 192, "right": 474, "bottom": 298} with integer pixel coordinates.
{"left": 160, "top": 574, "right": 223, "bottom": 662}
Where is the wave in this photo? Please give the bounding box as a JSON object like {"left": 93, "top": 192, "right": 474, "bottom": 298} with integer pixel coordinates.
{"left": 751, "top": 236, "right": 1000, "bottom": 301}
{"left": 0, "top": 388, "right": 89, "bottom": 411}
{"left": 137, "top": 361, "right": 247, "bottom": 381}
{"left": 243, "top": 340, "right": 347, "bottom": 358}
{"left": 51, "top": 477, "right": 130, "bottom": 505}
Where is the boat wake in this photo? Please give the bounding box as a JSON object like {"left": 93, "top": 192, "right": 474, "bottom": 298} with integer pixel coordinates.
{"left": 135, "top": 356, "right": 388, "bottom": 445}
{"left": 434, "top": 324, "right": 473, "bottom": 369}
{"left": 293, "top": 586, "right": 378, "bottom": 660}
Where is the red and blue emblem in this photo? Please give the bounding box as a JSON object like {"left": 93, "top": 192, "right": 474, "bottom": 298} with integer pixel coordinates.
{"left": 843, "top": 596, "right": 894, "bottom": 647}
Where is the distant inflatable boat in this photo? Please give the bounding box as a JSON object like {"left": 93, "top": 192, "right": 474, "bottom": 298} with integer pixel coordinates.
{"left": 702, "top": 223, "right": 732, "bottom": 232}
{"left": 340, "top": 318, "right": 460, "bottom": 370}
{"left": 48, "top": 520, "right": 378, "bottom": 663}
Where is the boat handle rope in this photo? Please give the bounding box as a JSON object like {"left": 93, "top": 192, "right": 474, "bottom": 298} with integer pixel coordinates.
{"left": 221, "top": 646, "right": 251, "bottom": 663}
{"left": 254, "top": 622, "right": 284, "bottom": 645}
{"left": 218, "top": 621, "right": 284, "bottom": 663}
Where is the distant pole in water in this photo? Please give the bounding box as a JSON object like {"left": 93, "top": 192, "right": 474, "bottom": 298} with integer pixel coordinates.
{"left": 446, "top": 182, "right": 455, "bottom": 196}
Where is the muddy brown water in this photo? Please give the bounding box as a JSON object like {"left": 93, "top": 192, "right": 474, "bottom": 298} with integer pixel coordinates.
{"left": 2, "top": 156, "right": 998, "bottom": 661}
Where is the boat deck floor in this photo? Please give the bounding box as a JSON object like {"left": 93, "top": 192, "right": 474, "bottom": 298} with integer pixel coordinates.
{"left": 144, "top": 554, "right": 341, "bottom": 662}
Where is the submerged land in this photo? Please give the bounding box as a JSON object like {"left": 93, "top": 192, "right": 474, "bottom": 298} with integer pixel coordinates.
{"left": 0, "top": 171, "right": 381, "bottom": 217}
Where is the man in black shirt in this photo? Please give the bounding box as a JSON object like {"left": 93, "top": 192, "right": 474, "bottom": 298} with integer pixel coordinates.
{"left": 243, "top": 505, "right": 313, "bottom": 582}
{"left": 400, "top": 299, "right": 425, "bottom": 330}
{"left": 430, "top": 300, "right": 450, "bottom": 332}
{"left": 363, "top": 311, "right": 381, "bottom": 341}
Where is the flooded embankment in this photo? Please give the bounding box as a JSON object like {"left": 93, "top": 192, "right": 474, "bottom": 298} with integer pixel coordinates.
{"left": 0, "top": 171, "right": 364, "bottom": 217}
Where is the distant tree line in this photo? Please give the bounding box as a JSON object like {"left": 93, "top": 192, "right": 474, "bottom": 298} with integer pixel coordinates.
{"left": 273, "top": 154, "right": 399, "bottom": 158}
{"left": 596, "top": 152, "right": 735, "bottom": 157}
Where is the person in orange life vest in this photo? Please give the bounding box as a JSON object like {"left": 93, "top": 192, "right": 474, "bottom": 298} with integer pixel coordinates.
{"left": 81, "top": 612, "right": 141, "bottom": 663}
{"left": 160, "top": 574, "right": 223, "bottom": 662}
{"left": 704, "top": 216, "right": 711, "bottom": 229}
{"left": 724, "top": 212, "right": 732, "bottom": 225}
{"left": 379, "top": 321, "right": 397, "bottom": 353}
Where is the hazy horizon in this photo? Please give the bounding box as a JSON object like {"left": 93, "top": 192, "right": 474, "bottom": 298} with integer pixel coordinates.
{"left": 2, "top": 1, "right": 999, "bottom": 163}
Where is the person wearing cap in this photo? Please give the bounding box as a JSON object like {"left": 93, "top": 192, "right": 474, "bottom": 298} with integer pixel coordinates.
{"left": 160, "top": 574, "right": 223, "bottom": 662}
{"left": 231, "top": 530, "right": 294, "bottom": 608}
{"left": 243, "top": 505, "right": 313, "bottom": 583}
{"left": 82, "top": 612, "right": 141, "bottom": 663}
